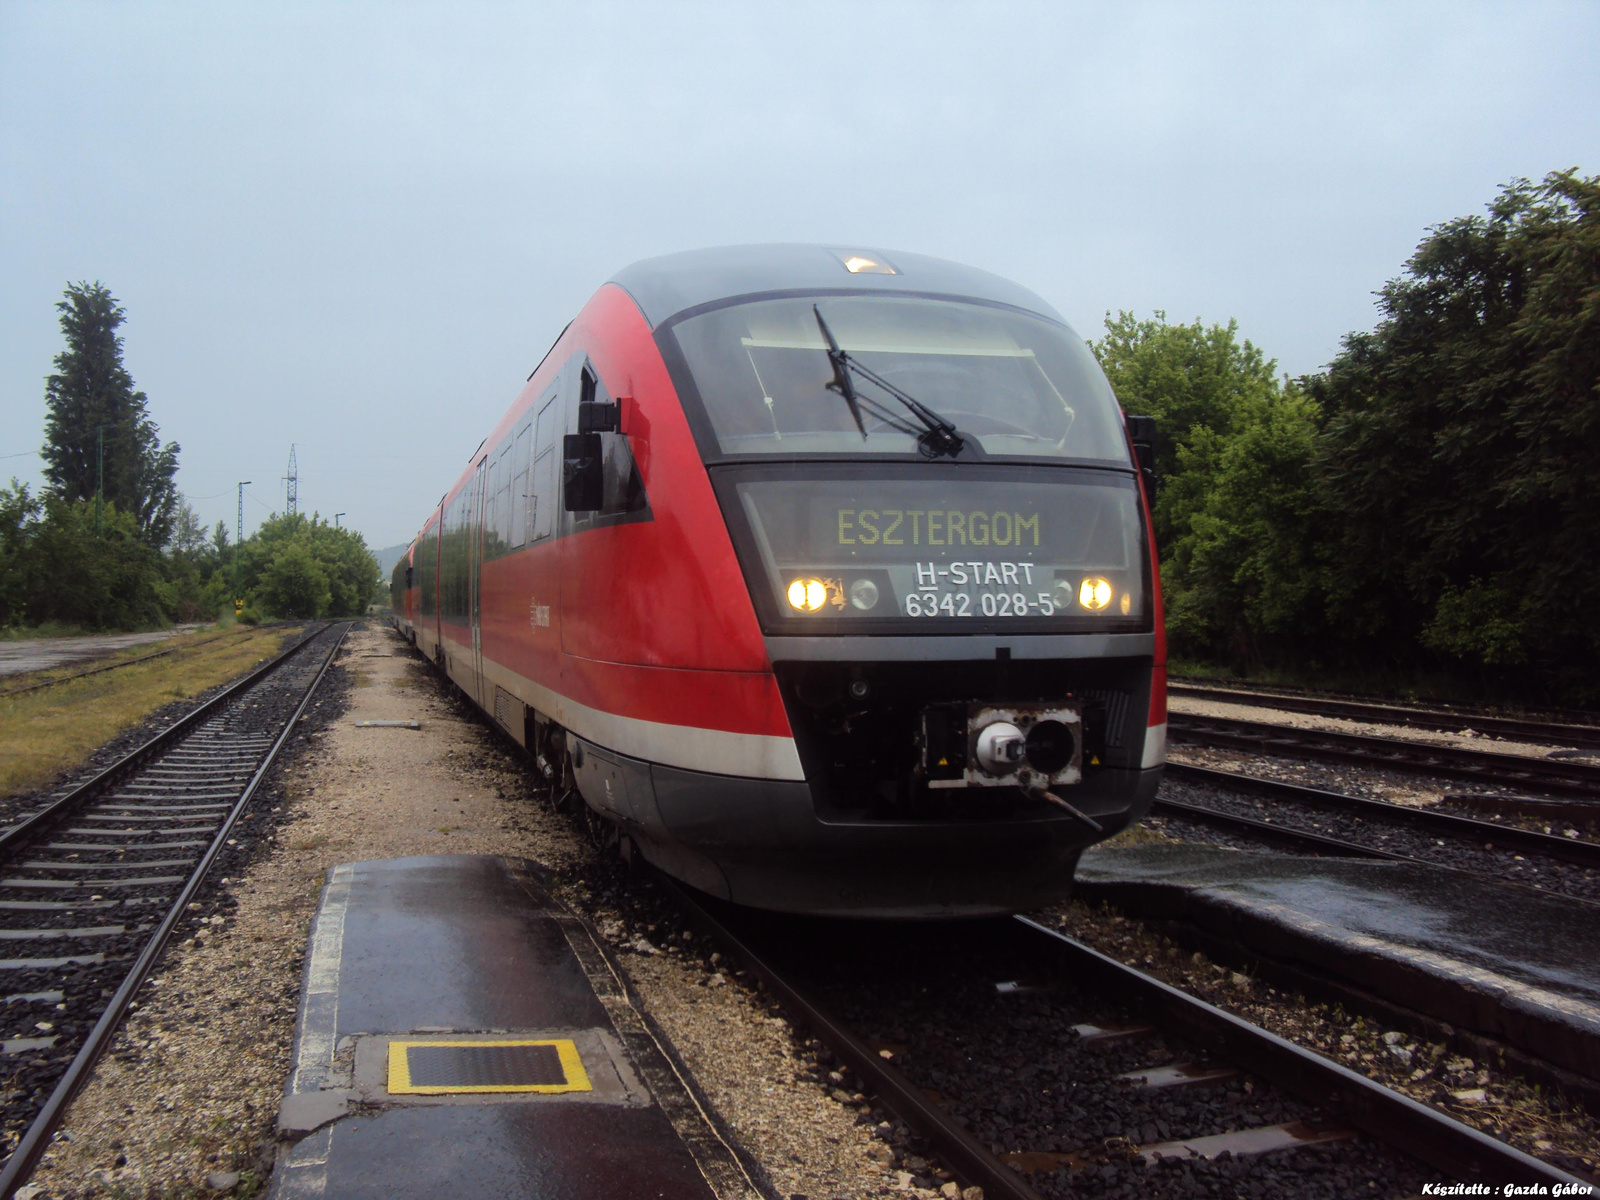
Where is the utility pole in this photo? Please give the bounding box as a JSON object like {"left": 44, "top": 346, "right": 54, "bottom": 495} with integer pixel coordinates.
{"left": 334, "top": 512, "right": 345, "bottom": 528}
{"left": 236, "top": 481, "right": 251, "bottom": 616}
{"left": 283, "top": 445, "right": 298, "bottom": 518}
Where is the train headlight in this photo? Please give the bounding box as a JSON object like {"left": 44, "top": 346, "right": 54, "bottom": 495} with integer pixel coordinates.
{"left": 787, "top": 578, "right": 828, "bottom": 612}
{"left": 848, "top": 578, "right": 880, "bottom": 611}
{"left": 1078, "top": 576, "right": 1114, "bottom": 611}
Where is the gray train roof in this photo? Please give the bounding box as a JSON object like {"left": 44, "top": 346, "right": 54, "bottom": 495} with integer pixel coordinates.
{"left": 608, "top": 244, "right": 1068, "bottom": 330}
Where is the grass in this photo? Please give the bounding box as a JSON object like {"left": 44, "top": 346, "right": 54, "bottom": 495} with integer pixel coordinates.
{"left": 1105, "top": 820, "right": 1176, "bottom": 847}
{"left": 0, "top": 629, "right": 234, "bottom": 696}
{"left": 0, "top": 625, "right": 303, "bottom": 800}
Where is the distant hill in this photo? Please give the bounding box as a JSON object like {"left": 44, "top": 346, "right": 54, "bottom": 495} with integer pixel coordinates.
{"left": 374, "top": 544, "right": 410, "bottom": 580}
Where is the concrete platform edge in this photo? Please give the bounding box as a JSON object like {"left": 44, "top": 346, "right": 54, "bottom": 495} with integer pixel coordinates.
{"left": 1073, "top": 868, "right": 1600, "bottom": 1092}
{"left": 265, "top": 856, "right": 777, "bottom": 1200}
{"left": 505, "top": 859, "right": 782, "bottom": 1200}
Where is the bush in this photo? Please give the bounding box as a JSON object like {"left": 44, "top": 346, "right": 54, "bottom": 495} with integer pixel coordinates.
{"left": 0, "top": 482, "right": 169, "bottom": 630}
{"left": 257, "top": 541, "right": 331, "bottom": 618}
{"left": 235, "top": 513, "right": 377, "bottom": 618}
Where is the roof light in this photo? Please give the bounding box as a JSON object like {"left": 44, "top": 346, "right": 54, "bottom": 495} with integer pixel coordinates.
{"left": 831, "top": 250, "right": 898, "bottom": 275}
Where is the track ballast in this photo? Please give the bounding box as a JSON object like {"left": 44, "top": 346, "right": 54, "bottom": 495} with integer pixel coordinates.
{"left": 0, "top": 622, "right": 349, "bottom": 1194}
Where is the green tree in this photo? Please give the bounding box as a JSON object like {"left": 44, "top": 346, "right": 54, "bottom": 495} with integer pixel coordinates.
{"left": 40, "top": 282, "right": 180, "bottom": 547}
{"left": 257, "top": 541, "right": 331, "bottom": 618}
{"left": 1308, "top": 169, "right": 1600, "bottom": 690}
{"left": 1162, "top": 389, "right": 1330, "bottom": 665}
{"left": 0, "top": 486, "right": 169, "bottom": 629}
{"left": 236, "top": 512, "right": 378, "bottom": 618}
{"left": 0, "top": 483, "right": 41, "bottom": 628}
{"left": 1092, "top": 311, "right": 1283, "bottom": 551}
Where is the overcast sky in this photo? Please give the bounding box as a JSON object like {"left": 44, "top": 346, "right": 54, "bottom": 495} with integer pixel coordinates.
{"left": 3, "top": 2, "right": 1596, "bottom": 552}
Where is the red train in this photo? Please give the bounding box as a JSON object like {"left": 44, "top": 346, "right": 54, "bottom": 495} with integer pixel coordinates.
{"left": 391, "top": 245, "right": 1165, "bottom": 917}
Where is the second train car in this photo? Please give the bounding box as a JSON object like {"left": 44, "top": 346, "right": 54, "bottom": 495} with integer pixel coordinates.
{"left": 391, "top": 244, "right": 1165, "bottom": 917}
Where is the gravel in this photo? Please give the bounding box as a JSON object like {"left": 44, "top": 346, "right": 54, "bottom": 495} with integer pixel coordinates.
{"left": 0, "top": 623, "right": 349, "bottom": 1182}
{"left": 1043, "top": 897, "right": 1600, "bottom": 1182}
{"left": 24, "top": 625, "right": 895, "bottom": 1200}
{"left": 1168, "top": 693, "right": 1598, "bottom": 765}
{"left": 751, "top": 914, "right": 1437, "bottom": 1199}
{"left": 21, "top": 631, "right": 1595, "bottom": 1197}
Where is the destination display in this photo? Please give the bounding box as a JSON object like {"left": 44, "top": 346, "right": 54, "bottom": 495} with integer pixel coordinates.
{"left": 732, "top": 474, "right": 1147, "bottom": 626}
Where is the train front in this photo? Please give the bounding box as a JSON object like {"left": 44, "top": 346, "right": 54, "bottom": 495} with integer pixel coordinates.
{"left": 644, "top": 251, "right": 1164, "bottom": 916}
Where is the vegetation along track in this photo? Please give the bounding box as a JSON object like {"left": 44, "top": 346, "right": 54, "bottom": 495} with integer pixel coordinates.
{"left": 1168, "top": 712, "right": 1600, "bottom": 800}
{"left": 0, "top": 621, "right": 350, "bottom": 1195}
{"left": 1169, "top": 680, "right": 1600, "bottom": 752}
{"left": 1154, "top": 763, "right": 1600, "bottom": 904}
{"left": 0, "top": 631, "right": 237, "bottom": 700}
{"left": 661, "top": 877, "right": 1588, "bottom": 1198}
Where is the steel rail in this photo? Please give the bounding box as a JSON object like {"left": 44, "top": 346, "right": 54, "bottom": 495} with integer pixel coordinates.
{"left": 1172, "top": 674, "right": 1600, "bottom": 732}
{"left": 658, "top": 875, "right": 1045, "bottom": 1200}
{"left": 1165, "top": 761, "right": 1600, "bottom": 871}
{"left": 1170, "top": 682, "right": 1600, "bottom": 752}
{"left": 0, "top": 622, "right": 350, "bottom": 1199}
{"left": 1014, "top": 918, "right": 1591, "bottom": 1189}
{"left": 1169, "top": 712, "right": 1600, "bottom": 800}
{"left": 0, "top": 623, "right": 331, "bottom": 856}
{"left": 1145, "top": 797, "right": 1600, "bottom": 914}
{"left": 663, "top": 868, "right": 1589, "bottom": 1189}
{"left": 1151, "top": 795, "right": 1406, "bottom": 861}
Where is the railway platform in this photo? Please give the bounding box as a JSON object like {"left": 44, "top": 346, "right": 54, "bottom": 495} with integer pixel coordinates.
{"left": 1075, "top": 843, "right": 1600, "bottom": 1089}
{"left": 266, "top": 854, "right": 761, "bottom": 1200}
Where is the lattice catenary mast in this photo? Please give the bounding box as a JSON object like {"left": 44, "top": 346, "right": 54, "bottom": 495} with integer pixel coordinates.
{"left": 283, "top": 444, "right": 298, "bottom": 517}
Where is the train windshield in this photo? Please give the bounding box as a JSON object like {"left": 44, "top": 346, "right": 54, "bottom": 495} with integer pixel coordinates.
{"left": 668, "top": 295, "right": 1130, "bottom": 462}
{"left": 721, "top": 467, "right": 1149, "bottom": 632}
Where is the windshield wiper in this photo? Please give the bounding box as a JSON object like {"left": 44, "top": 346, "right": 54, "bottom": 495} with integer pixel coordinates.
{"left": 813, "top": 305, "right": 965, "bottom": 459}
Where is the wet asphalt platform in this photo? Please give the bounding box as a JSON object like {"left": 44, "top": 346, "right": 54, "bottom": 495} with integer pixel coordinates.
{"left": 1075, "top": 843, "right": 1600, "bottom": 1089}
{"left": 267, "top": 855, "right": 761, "bottom": 1200}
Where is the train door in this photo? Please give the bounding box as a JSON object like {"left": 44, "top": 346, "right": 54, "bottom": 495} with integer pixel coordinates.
{"left": 431, "top": 512, "right": 443, "bottom": 655}
{"left": 469, "top": 458, "right": 487, "bottom": 705}
{"left": 404, "top": 547, "right": 415, "bottom": 629}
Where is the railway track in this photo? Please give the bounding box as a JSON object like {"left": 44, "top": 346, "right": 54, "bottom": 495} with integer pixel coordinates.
{"left": 0, "top": 621, "right": 349, "bottom": 1196}
{"left": 1158, "top": 762, "right": 1600, "bottom": 879}
{"left": 1170, "top": 678, "right": 1600, "bottom": 747}
{"left": 660, "top": 877, "right": 1590, "bottom": 1197}
{"left": 1168, "top": 711, "right": 1600, "bottom": 800}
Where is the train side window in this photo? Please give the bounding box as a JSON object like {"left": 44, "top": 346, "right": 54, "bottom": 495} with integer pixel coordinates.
{"left": 483, "top": 455, "right": 499, "bottom": 558}
{"left": 494, "top": 444, "right": 513, "bottom": 554}
{"left": 511, "top": 423, "right": 532, "bottom": 547}
{"left": 532, "top": 391, "right": 559, "bottom": 541}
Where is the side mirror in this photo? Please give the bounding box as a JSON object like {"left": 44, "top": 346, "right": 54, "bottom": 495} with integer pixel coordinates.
{"left": 563, "top": 433, "right": 604, "bottom": 511}
{"left": 404, "top": 565, "right": 413, "bottom": 588}
{"left": 578, "top": 399, "right": 620, "bottom": 433}
{"left": 1126, "top": 415, "right": 1157, "bottom": 496}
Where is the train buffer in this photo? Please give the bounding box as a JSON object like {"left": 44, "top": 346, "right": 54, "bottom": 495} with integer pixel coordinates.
{"left": 266, "top": 855, "right": 762, "bottom": 1199}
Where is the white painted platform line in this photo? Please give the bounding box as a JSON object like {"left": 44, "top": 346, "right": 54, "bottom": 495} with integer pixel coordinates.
{"left": 289, "top": 863, "right": 353, "bottom": 1096}
{"left": 273, "top": 1126, "right": 332, "bottom": 1200}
